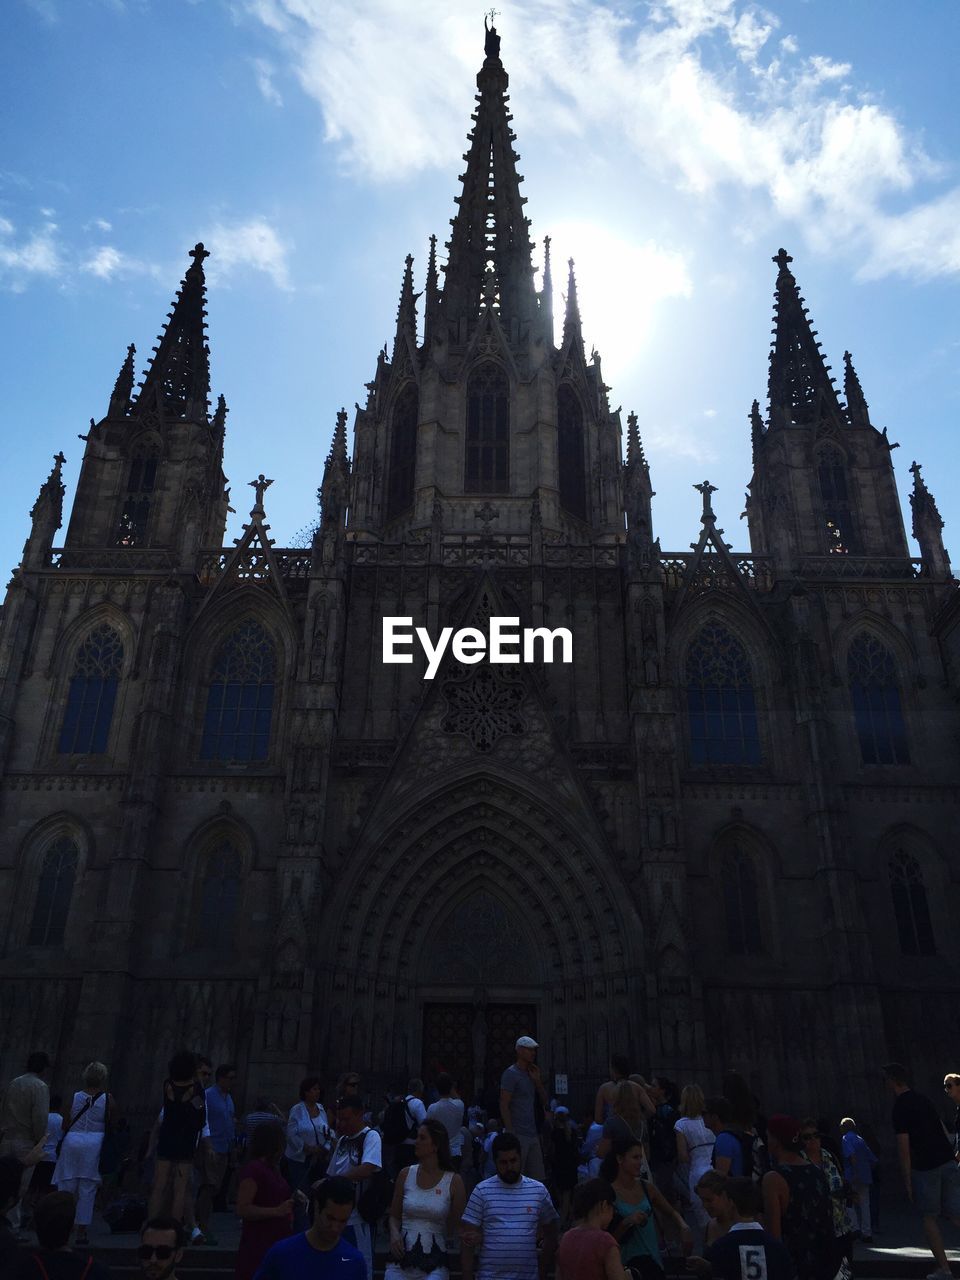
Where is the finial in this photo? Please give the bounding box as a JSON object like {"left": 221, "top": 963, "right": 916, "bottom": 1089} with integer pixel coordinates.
{"left": 109, "top": 342, "right": 136, "bottom": 415}
{"left": 843, "top": 349, "right": 870, "bottom": 428}
{"left": 189, "top": 242, "right": 210, "bottom": 265}
{"left": 249, "top": 474, "right": 273, "bottom": 515}
{"left": 773, "top": 248, "right": 793, "bottom": 272}
{"left": 694, "top": 479, "right": 718, "bottom": 523}
{"left": 53, "top": 450, "right": 66, "bottom": 471}
{"left": 626, "top": 411, "right": 644, "bottom": 467}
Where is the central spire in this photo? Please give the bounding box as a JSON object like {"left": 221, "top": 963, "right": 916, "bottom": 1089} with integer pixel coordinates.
{"left": 767, "top": 248, "right": 843, "bottom": 430}
{"left": 438, "top": 18, "right": 538, "bottom": 339}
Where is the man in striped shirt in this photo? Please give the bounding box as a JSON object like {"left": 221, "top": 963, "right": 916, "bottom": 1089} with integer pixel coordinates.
{"left": 461, "top": 1132, "right": 559, "bottom": 1280}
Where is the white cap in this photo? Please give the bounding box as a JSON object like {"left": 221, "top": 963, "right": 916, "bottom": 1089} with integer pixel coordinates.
{"left": 516, "top": 1035, "right": 538, "bottom": 1049}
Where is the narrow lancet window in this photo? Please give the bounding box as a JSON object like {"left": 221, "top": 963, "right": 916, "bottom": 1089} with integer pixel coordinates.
{"left": 465, "top": 363, "right": 509, "bottom": 494}
{"left": 28, "top": 837, "right": 79, "bottom": 947}
{"left": 685, "top": 624, "right": 761, "bottom": 766}
{"left": 847, "top": 632, "right": 909, "bottom": 765}
{"left": 557, "top": 384, "right": 586, "bottom": 520}
{"left": 58, "top": 624, "right": 124, "bottom": 754}
{"left": 385, "top": 384, "right": 419, "bottom": 520}
{"left": 200, "top": 620, "right": 277, "bottom": 763}
{"left": 116, "top": 446, "right": 160, "bottom": 546}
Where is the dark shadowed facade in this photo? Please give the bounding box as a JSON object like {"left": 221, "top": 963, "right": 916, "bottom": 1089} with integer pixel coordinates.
{"left": 1, "top": 29, "right": 958, "bottom": 1128}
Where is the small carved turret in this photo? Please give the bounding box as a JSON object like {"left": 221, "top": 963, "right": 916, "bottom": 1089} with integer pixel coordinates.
{"left": 749, "top": 399, "right": 766, "bottom": 459}
{"left": 910, "top": 461, "right": 951, "bottom": 579}
{"left": 320, "top": 408, "right": 351, "bottom": 534}
{"left": 624, "top": 411, "right": 655, "bottom": 568}
{"left": 540, "top": 235, "right": 554, "bottom": 345}
{"left": 23, "top": 452, "right": 66, "bottom": 570}
{"left": 424, "top": 235, "right": 440, "bottom": 346}
{"left": 108, "top": 343, "right": 136, "bottom": 418}
{"left": 392, "top": 254, "right": 418, "bottom": 361}
{"left": 843, "top": 350, "right": 871, "bottom": 429}
{"left": 562, "top": 257, "right": 583, "bottom": 353}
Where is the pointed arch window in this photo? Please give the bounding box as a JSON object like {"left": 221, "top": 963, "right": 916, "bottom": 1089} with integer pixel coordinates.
{"left": 847, "top": 632, "right": 909, "bottom": 765}
{"left": 817, "top": 444, "right": 856, "bottom": 554}
{"left": 28, "top": 836, "right": 78, "bottom": 947}
{"left": 557, "top": 383, "right": 586, "bottom": 520}
{"left": 199, "top": 840, "right": 242, "bottom": 950}
{"left": 465, "top": 363, "right": 509, "bottom": 493}
{"left": 685, "top": 623, "right": 761, "bottom": 766}
{"left": 200, "top": 620, "right": 277, "bottom": 763}
{"left": 889, "top": 849, "right": 935, "bottom": 956}
{"left": 385, "top": 384, "right": 419, "bottom": 521}
{"left": 58, "top": 624, "right": 124, "bottom": 754}
{"left": 721, "top": 844, "right": 762, "bottom": 955}
{"left": 116, "top": 443, "right": 160, "bottom": 547}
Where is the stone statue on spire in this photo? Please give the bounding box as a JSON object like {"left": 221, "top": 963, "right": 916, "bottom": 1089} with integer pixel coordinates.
{"left": 485, "top": 10, "right": 500, "bottom": 59}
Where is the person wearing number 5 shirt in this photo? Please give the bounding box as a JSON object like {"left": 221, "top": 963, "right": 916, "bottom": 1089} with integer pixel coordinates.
{"left": 687, "top": 1177, "right": 796, "bottom": 1280}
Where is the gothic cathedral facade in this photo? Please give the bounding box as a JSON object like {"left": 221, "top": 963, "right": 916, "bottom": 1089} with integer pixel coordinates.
{"left": 1, "top": 27, "right": 958, "bottom": 1127}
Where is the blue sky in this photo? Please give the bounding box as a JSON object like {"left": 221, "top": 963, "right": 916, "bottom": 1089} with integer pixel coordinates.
{"left": 1, "top": 0, "right": 958, "bottom": 566}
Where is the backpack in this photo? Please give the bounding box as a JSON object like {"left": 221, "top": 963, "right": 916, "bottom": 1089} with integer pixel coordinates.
{"left": 713, "top": 1126, "right": 768, "bottom": 1182}
{"left": 382, "top": 1095, "right": 416, "bottom": 1145}
{"left": 357, "top": 1167, "right": 394, "bottom": 1224}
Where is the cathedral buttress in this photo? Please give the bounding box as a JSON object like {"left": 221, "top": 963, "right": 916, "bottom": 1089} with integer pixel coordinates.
{"left": 64, "top": 243, "right": 230, "bottom": 563}
{"left": 747, "top": 249, "right": 909, "bottom": 570}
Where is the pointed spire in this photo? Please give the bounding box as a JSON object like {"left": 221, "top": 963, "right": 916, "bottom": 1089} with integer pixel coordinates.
{"left": 909, "top": 460, "right": 951, "bottom": 578}
{"left": 540, "top": 235, "right": 554, "bottom": 343}
{"left": 108, "top": 343, "right": 136, "bottom": 417}
{"left": 767, "top": 248, "right": 843, "bottom": 429}
{"left": 424, "top": 234, "right": 440, "bottom": 345}
{"left": 439, "top": 19, "right": 537, "bottom": 336}
{"left": 750, "top": 399, "right": 766, "bottom": 455}
{"left": 625, "top": 411, "right": 646, "bottom": 470}
{"left": 320, "top": 408, "right": 350, "bottom": 533}
{"left": 562, "top": 257, "right": 582, "bottom": 350}
{"left": 843, "top": 350, "right": 871, "bottom": 428}
{"left": 392, "top": 254, "right": 418, "bottom": 360}
{"left": 326, "top": 407, "right": 349, "bottom": 470}
{"left": 134, "top": 243, "right": 211, "bottom": 420}
{"left": 212, "top": 393, "right": 227, "bottom": 433}
{"left": 30, "top": 451, "right": 66, "bottom": 524}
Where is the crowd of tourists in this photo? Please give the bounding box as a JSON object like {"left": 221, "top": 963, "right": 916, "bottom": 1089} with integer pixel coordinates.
{"left": 2, "top": 1046, "right": 960, "bottom": 1279}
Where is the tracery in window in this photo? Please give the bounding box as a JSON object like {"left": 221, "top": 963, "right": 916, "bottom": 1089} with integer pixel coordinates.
{"left": 28, "top": 836, "right": 78, "bottom": 947}
{"left": 720, "top": 845, "right": 762, "bottom": 955}
{"left": 684, "top": 623, "right": 761, "bottom": 766}
{"left": 889, "top": 849, "right": 935, "bottom": 956}
{"left": 199, "top": 840, "right": 242, "bottom": 950}
{"left": 58, "top": 624, "right": 124, "bottom": 754}
{"left": 385, "top": 384, "right": 419, "bottom": 521}
{"left": 557, "top": 383, "right": 586, "bottom": 520}
{"left": 817, "top": 444, "right": 856, "bottom": 555}
{"left": 847, "top": 632, "right": 909, "bottom": 765}
{"left": 465, "top": 363, "right": 509, "bottom": 494}
{"left": 200, "top": 620, "right": 277, "bottom": 763}
{"left": 116, "top": 444, "right": 160, "bottom": 546}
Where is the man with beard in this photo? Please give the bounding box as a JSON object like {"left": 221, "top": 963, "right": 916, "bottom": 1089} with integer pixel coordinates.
{"left": 461, "top": 1132, "right": 558, "bottom": 1280}
{"left": 138, "top": 1217, "right": 185, "bottom": 1280}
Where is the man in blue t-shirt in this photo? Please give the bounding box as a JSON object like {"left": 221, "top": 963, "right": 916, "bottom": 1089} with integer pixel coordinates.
{"left": 706, "top": 1096, "right": 747, "bottom": 1178}
{"left": 688, "top": 1178, "right": 796, "bottom": 1280}
{"left": 254, "top": 1176, "right": 365, "bottom": 1278}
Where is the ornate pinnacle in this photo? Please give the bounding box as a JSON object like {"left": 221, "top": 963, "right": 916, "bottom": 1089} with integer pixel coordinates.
{"left": 109, "top": 342, "right": 136, "bottom": 416}
{"left": 767, "top": 247, "right": 843, "bottom": 428}
{"left": 484, "top": 11, "right": 501, "bottom": 60}
{"left": 562, "top": 257, "right": 582, "bottom": 348}
{"left": 750, "top": 399, "right": 766, "bottom": 451}
{"left": 211, "top": 393, "right": 228, "bottom": 430}
{"left": 541, "top": 235, "right": 554, "bottom": 340}
{"left": 626, "top": 411, "right": 646, "bottom": 469}
{"left": 424, "top": 234, "right": 440, "bottom": 344}
{"left": 393, "top": 254, "right": 418, "bottom": 358}
{"left": 248, "top": 473, "right": 273, "bottom": 516}
{"left": 326, "top": 407, "right": 349, "bottom": 469}
{"left": 909, "top": 460, "right": 943, "bottom": 526}
{"left": 843, "top": 349, "right": 871, "bottom": 428}
{"left": 694, "top": 479, "right": 718, "bottom": 524}
{"left": 30, "top": 451, "right": 66, "bottom": 524}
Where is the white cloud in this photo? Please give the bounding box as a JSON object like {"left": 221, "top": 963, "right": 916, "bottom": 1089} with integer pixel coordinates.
{"left": 252, "top": 57, "right": 283, "bottom": 106}
{"left": 80, "top": 245, "right": 163, "bottom": 281}
{"left": 206, "top": 218, "right": 292, "bottom": 290}
{"left": 644, "top": 420, "right": 718, "bottom": 464}
{"left": 0, "top": 218, "right": 63, "bottom": 290}
{"left": 239, "top": 0, "right": 960, "bottom": 281}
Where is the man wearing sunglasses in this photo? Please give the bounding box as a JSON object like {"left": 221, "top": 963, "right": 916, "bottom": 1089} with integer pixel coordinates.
{"left": 138, "top": 1216, "right": 185, "bottom": 1280}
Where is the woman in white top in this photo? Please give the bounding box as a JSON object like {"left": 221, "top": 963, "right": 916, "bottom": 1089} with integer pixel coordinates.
{"left": 673, "top": 1083, "right": 716, "bottom": 1249}
{"left": 386, "top": 1118, "right": 466, "bottom": 1280}
{"left": 52, "top": 1061, "right": 113, "bottom": 1243}
{"left": 284, "top": 1075, "right": 330, "bottom": 1229}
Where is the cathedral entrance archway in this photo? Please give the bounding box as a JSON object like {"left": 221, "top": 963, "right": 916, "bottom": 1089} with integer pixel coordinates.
{"left": 421, "top": 1001, "right": 536, "bottom": 1110}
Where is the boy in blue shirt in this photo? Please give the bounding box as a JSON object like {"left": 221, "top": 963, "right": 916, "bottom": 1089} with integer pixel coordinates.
{"left": 688, "top": 1177, "right": 796, "bottom": 1279}
{"left": 254, "top": 1176, "right": 365, "bottom": 1279}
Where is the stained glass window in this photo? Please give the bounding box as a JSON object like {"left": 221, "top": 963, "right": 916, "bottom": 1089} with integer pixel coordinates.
{"left": 28, "top": 836, "right": 78, "bottom": 946}
{"left": 847, "top": 633, "right": 909, "bottom": 765}
{"left": 199, "top": 840, "right": 242, "bottom": 949}
{"left": 557, "top": 384, "right": 586, "bottom": 520}
{"left": 116, "top": 446, "right": 160, "bottom": 547}
{"left": 685, "top": 623, "right": 761, "bottom": 766}
{"left": 200, "top": 620, "right": 277, "bottom": 762}
{"left": 721, "top": 845, "right": 762, "bottom": 955}
{"left": 58, "top": 624, "right": 124, "bottom": 754}
{"left": 465, "top": 363, "right": 509, "bottom": 493}
{"left": 386, "top": 384, "right": 419, "bottom": 521}
{"left": 889, "top": 850, "right": 935, "bottom": 956}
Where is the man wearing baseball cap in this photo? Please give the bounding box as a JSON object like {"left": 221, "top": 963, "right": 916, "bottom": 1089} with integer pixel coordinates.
{"left": 499, "top": 1036, "right": 549, "bottom": 1180}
